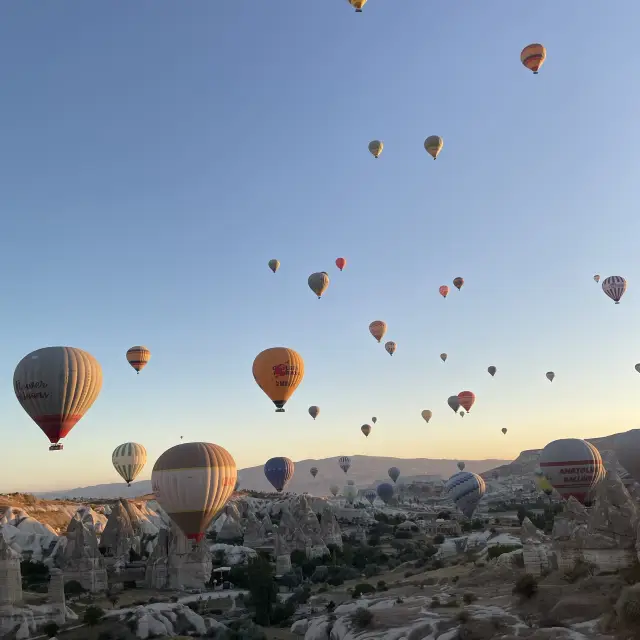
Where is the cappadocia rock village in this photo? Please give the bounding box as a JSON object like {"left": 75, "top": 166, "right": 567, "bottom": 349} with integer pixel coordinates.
{"left": 1, "top": 1, "right": 640, "bottom": 639}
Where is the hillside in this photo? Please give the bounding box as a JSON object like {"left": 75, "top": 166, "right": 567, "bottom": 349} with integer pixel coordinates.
{"left": 34, "top": 454, "right": 510, "bottom": 499}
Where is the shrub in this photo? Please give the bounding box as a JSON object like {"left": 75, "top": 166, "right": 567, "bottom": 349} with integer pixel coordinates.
{"left": 83, "top": 605, "right": 105, "bottom": 627}
{"left": 97, "top": 632, "right": 113, "bottom": 640}
{"left": 352, "top": 583, "right": 376, "bottom": 598}
{"left": 487, "top": 544, "right": 522, "bottom": 560}
{"left": 395, "top": 530, "right": 412, "bottom": 539}
{"left": 433, "top": 534, "right": 445, "bottom": 544}
{"left": 43, "top": 622, "right": 59, "bottom": 638}
{"left": 327, "top": 575, "right": 344, "bottom": 587}
{"left": 431, "top": 559, "right": 444, "bottom": 570}
{"left": 364, "top": 563, "right": 379, "bottom": 578}
{"left": 463, "top": 592, "right": 476, "bottom": 605}
{"left": 318, "top": 585, "right": 328, "bottom": 593}
{"left": 513, "top": 574, "right": 538, "bottom": 599}
{"left": 376, "top": 580, "right": 387, "bottom": 591}
{"left": 64, "top": 580, "right": 86, "bottom": 596}
{"left": 229, "top": 565, "right": 250, "bottom": 589}
{"left": 290, "top": 549, "right": 307, "bottom": 566}
{"left": 270, "top": 599, "right": 296, "bottom": 626}
{"left": 350, "top": 607, "right": 374, "bottom": 629}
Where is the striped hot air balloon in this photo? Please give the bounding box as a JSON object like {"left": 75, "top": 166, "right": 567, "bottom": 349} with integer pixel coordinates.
{"left": 112, "top": 442, "right": 147, "bottom": 486}
{"left": 602, "top": 276, "right": 627, "bottom": 304}
{"left": 520, "top": 44, "right": 546, "bottom": 74}
{"left": 151, "top": 442, "right": 237, "bottom": 542}
{"left": 445, "top": 471, "right": 486, "bottom": 518}
{"left": 364, "top": 489, "right": 377, "bottom": 506}
{"left": 339, "top": 456, "right": 351, "bottom": 473}
{"left": 539, "top": 438, "right": 604, "bottom": 504}
{"left": 126, "top": 346, "right": 151, "bottom": 374}
{"left": 264, "top": 457, "right": 295, "bottom": 493}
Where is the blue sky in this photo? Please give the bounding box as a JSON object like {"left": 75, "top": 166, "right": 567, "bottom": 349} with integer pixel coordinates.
{"left": 1, "top": 1, "right": 640, "bottom": 491}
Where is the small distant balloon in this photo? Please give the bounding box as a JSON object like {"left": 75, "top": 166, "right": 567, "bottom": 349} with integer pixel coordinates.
{"left": 377, "top": 482, "right": 394, "bottom": 504}
{"left": 546, "top": 371, "right": 555, "bottom": 382}
{"left": 308, "top": 272, "right": 330, "bottom": 299}
{"left": 361, "top": 424, "right": 372, "bottom": 437}
{"left": 502, "top": 428, "right": 508, "bottom": 435}
{"left": 457, "top": 391, "right": 475, "bottom": 413}
{"left": 440, "top": 353, "right": 448, "bottom": 362}
{"left": 347, "top": 0, "right": 367, "bottom": 11}
{"left": 126, "top": 346, "right": 151, "bottom": 374}
{"left": 368, "top": 140, "right": 383, "bottom": 158}
{"left": 335, "top": 257, "right": 347, "bottom": 271}
{"left": 453, "top": 277, "right": 464, "bottom": 290}
{"left": 369, "top": 321, "right": 387, "bottom": 343}
{"left": 372, "top": 417, "right": 377, "bottom": 424}
{"left": 448, "top": 395, "right": 460, "bottom": 413}
{"left": 310, "top": 467, "right": 318, "bottom": 478}
{"left": 593, "top": 275, "right": 600, "bottom": 283}
{"left": 388, "top": 466, "right": 400, "bottom": 483}
{"left": 339, "top": 456, "right": 351, "bottom": 474}
{"left": 439, "top": 285, "right": 449, "bottom": 298}
{"left": 385, "top": 341, "right": 396, "bottom": 356}
{"left": 424, "top": 135, "right": 443, "bottom": 160}
{"left": 602, "top": 276, "right": 627, "bottom": 304}
{"left": 635, "top": 364, "right": 640, "bottom": 374}
{"left": 329, "top": 484, "right": 339, "bottom": 497}
{"left": 520, "top": 43, "right": 546, "bottom": 74}
{"left": 488, "top": 366, "right": 497, "bottom": 377}
{"left": 421, "top": 409, "right": 432, "bottom": 423}
{"left": 308, "top": 406, "right": 320, "bottom": 420}
{"left": 457, "top": 461, "right": 465, "bottom": 471}
{"left": 460, "top": 410, "right": 465, "bottom": 418}
{"left": 268, "top": 259, "right": 280, "bottom": 273}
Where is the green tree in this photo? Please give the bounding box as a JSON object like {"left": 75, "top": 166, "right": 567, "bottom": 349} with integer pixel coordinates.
{"left": 247, "top": 555, "right": 277, "bottom": 626}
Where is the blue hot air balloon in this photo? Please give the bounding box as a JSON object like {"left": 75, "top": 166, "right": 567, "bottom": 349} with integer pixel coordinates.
{"left": 388, "top": 466, "right": 400, "bottom": 483}
{"left": 264, "top": 457, "right": 294, "bottom": 493}
{"left": 445, "top": 471, "right": 486, "bottom": 518}
{"left": 377, "top": 482, "right": 394, "bottom": 504}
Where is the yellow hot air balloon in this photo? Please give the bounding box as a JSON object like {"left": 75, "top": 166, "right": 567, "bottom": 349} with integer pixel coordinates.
{"left": 152, "top": 442, "right": 237, "bottom": 542}
{"left": 421, "top": 409, "right": 432, "bottom": 423}
{"left": 520, "top": 44, "right": 546, "bottom": 74}
{"left": 369, "top": 320, "right": 387, "bottom": 343}
{"left": 308, "top": 272, "right": 330, "bottom": 299}
{"left": 424, "top": 135, "right": 443, "bottom": 160}
{"left": 126, "top": 346, "right": 151, "bottom": 374}
{"left": 368, "top": 140, "right": 383, "bottom": 158}
{"left": 347, "top": 0, "right": 367, "bottom": 11}
{"left": 14, "top": 347, "right": 103, "bottom": 451}
{"left": 534, "top": 470, "right": 554, "bottom": 496}
{"left": 385, "top": 341, "right": 396, "bottom": 356}
{"left": 112, "top": 442, "right": 147, "bottom": 486}
{"left": 268, "top": 259, "right": 280, "bottom": 273}
{"left": 253, "top": 347, "right": 305, "bottom": 412}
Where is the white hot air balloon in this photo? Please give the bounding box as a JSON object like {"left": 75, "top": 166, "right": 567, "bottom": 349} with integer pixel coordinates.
{"left": 112, "top": 442, "right": 147, "bottom": 486}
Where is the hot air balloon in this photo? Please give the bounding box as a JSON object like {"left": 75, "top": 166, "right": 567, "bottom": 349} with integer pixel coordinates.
{"left": 448, "top": 395, "right": 461, "bottom": 413}
{"left": 361, "top": 424, "right": 371, "bottom": 437}
{"left": 335, "top": 257, "right": 347, "bottom": 271}
{"left": 309, "top": 406, "right": 320, "bottom": 420}
{"left": 126, "top": 346, "right": 151, "bottom": 374}
{"left": 460, "top": 410, "right": 465, "bottom": 418}
{"left": 439, "top": 285, "right": 449, "bottom": 298}
{"left": 252, "top": 347, "right": 304, "bottom": 412}
{"left": 308, "top": 272, "right": 330, "bottom": 299}
{"left": 385, "top": 341, "right": 397, "bottom": 356}
{"left": 368, "top": 140, "right": 383, "bottom": 158}
{"left": 264, "top": 457, "right": 295, "bottom": 493}
{"left": 457, "top": 391, "right": 475, "bottom": 413}
{"left": 445, "top": 471, "right": 486, "bottom": 518}
{"left": 546, "top": 371, "right": 555, "bottom": 382}
{"left": 364, "top": 489, "right": 377, "bottom": 506}
{"left": 488, "top": 366, "right": 497, "bottom": 377}
{"left": 388, "top": 466, "right": 400, "bottom": 483}
{"left": 539, "top": 438, "right": 603, "bottom": 503}
{"left": 329, "top": 484, "right": 339, "bottom": 497}
{"left": 635, "top": 364, "right": 640, "bottom": 374}
{"left": 151, "top": 442, "right": 237, "bottom": 542}
{"left": 613, "top": 430, "right": 640, "bottom": 485}
{"left": 347, "top": 0, "right": 367, "bottom": 11}
{"left": 112, "top": 442, "right": 147, "bottom": 486}
{"left": 310, "top": 466, "right": 318, "bottom": 478}
{"left": 424, "top": 136, "right": 443, "bottom": 160}
{"left": 421, "top": 409, "right": 432, "bottom": 423}
{"left": 372, "top": 417, "right": 377, "bottom": 424}
{"left": 369, "top": 321, "right": 387, "bottom": 343}
{"left": 593, "top": 275, "right": 600, "bottom": 283}
{"left": 453, "top": 277, "right": 464, "bottom": 290}
{"left": 440, "top": 353, "right": 448, "bottom": 362}
{"left": 534, "top": 469, "right": 554, "bottom": 496}
{"left": 343, "top": 483, "right": 357, "bottom": 503}
{"left": 520, "top": 43, "right": 546, "bottom": 74}
{"left": 501, "top": 428, "right": 507, "bottom": 435}
{"left": 14, "top": 346, "right": 103, "bottom": 451}
{"left": 339, "top": 456, "right": 351, "bottom": 474}
{"left": 268, "top": 259, "right": 280, "bottom": 273}
{"left": 602, "top": 276, "right": 627, "bottom": 304}
{"left": 377, "top": 482, "right": 394, "bottom": 504}
{"left": 457, "top": 461, "right": 465, "bottom": 471}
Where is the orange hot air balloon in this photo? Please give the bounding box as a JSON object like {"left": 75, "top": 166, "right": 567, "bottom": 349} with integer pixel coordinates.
{"left": 252, "top": 347, "right": 305, "bottom": 412}
{"left": 521, "top": 44, "right": 546, "bottom": 74}
{"left": 335, "top": 257, "right": 347, "bottom": 271}
{"left": 369, "top": 320, "right": 387, "bottom": 343}
{"left": 453, "top": 277, "right": 464, "bottom": 291}
{"left": 439, "top": 285, "right": 449, "bottom": 298}
{"left": 457, "top": 391, "right": 475, "bottom": 413}
{"left": 126, "top": 346, "right": 151, "bottom": 374}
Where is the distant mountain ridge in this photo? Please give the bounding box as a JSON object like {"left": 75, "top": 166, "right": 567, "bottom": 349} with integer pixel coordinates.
{"left": 34, "top": 454, "right": 509, "bottom": 500}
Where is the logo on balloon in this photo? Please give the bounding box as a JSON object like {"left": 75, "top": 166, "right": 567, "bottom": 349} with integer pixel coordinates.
{"left": 14, "top": 379, "right": 51, "bottom": 401}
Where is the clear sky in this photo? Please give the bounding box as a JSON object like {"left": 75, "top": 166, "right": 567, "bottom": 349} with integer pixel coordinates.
{"left": 1, "top": 1, "right": 640, "bottom": 492}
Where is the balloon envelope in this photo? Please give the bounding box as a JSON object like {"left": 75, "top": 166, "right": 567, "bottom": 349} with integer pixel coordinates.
{"left": 439, "top": 285, "right": 449, "bottom": 298}
{"left": 309, "top": 406, "right": 320, "bottom": 420}
{"left": 14, "top": 346, "right": 103, "bottom": 446}
{"left": 329, "top": 484, "right": 339, "bottom": 497}
{"left": 534, "top": 469, "right": 554, "bottom": 496}
{"left": 369, "top": 321, "right": 387, "bottom": 343}
{"left": 520, "top": 43, "right": 546, "bottom": 74}
{"left": 385, "top": 341, "right": 396, "bottom": 356}
{"left": 424, "top": 135, "right": 443, "bottom": 160}
{"left": 126, "top": 346, "right": 151, "bottom": 374}
{"left": 377, "top": 482, "right": 394, "bottom": 504}
{"left": 343, "top": 484, "right": 357, "bottom": 503}
{"left": 252, "top": 347, "right": 304, "bottom": 412}
{"left": 457, "top": 391, "right": 475, "bottom": 412}
{"left": 339, "top": 456, "right": 351, "bottom": 473}
{"left": 151, "top": 442, "right": 237, "bottom": 542}
{"left": 501, "top": 428, "right": 507, "bottom": 435}
{"left": 361, "top": 424, "right": 371, "bottom": 437}
{"left": 335, "top": 257, "right": 347, "bottom": 271}
{"left": 447, "top": 396, "right": 460, "bottom": 413}
{"left": 602, "top": 276, "right": 627, "bottom": 304}
{"left": 372, "top": 417, "right": 377, "bottom": 424}
{"left": 445, "top": 471, "right": 486, "bottom": 518}
{"left": 546, "top": 371, "right": 555, "bottom": 382}
{"left": 421, "top": 409, "right": 432, "bottom": 423}
{"left": 347, "top": 0, "right": 367, "bottom": 10}
{"left": 388, "top": 466, "right": 400, "bottom": 483}
{"left": 613, "top": 430, "right": 640, "bottom": 484}
{"left": 440, "top": 353, "right": 448, "bottom": 362}
{"left": 457, "top": 461, "right": 465, "bottom": 471}
{"left": 593, "top": 275, "right": 600, "bottom": 283}
{"left": 364, "top": 489, "right": 377, "bottom": 505}
{"left": 112, "top": 442, "right": 147, "bottom": 486}
{"left": 310, "top": 466, "right": 318, "bottom": 478}
{"left": 264, "top": 457, "right": 295, "bottom": 492}
{"left": 539, "top": 438, "right": 604, "bottom": 503}
{"left": 488, "top": 366, "right": 497, "bottom": 377}
{"left": 368, "top": 140, "right": 383, "bottom": 158}
{"left": 268, "top": 259, "right": 280, "bottom": 273}
{"left": 453, "top": 277, "right": 464, "bottom": 290}
{"left": 308, "top": 272, "right": 330, "bottom": 298}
